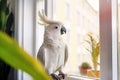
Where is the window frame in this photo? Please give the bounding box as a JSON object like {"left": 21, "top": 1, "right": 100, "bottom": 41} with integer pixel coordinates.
{"left": 100, "top": 0, "right": 118, "bottom": 80}
{"left": 15, "top": 0, "right": 36, "bottom": 80}
{"left": 15, "top": 0, "right": 53, "bottom": 80}
{"left": 14, "top": 0, "right": 119, "bottom": 80}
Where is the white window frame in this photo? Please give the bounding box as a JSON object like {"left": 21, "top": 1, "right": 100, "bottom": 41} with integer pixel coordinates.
{"left": 14, "top": 0, "right": 119, "bottom": 80}
{"left": 15, "top": 0, "right": 53, "bottom": 80}
{"left": 100, "top": 0, "right": 118, "bottom": 80}
{"left": 15, "top": 0, "right": 36, "bottom": 80}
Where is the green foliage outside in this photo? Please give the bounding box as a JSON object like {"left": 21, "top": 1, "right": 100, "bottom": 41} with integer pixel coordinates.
{"left": 86, "top": 33, "right": 100, "bottom": 71}
{"left": 79, "top": 62, "right": 91, "bottom": 69}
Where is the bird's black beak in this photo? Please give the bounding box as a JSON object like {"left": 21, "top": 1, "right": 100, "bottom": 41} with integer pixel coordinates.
{"left": 61, "top": 26, "right": 66, "bottom": 35}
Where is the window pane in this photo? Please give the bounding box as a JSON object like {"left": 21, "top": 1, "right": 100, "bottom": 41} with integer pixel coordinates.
{"left": 52, "top": 0, "right": 100, "bottom": 79}
{"left": 35, "top": 0, "right": 45, "bottom": 57}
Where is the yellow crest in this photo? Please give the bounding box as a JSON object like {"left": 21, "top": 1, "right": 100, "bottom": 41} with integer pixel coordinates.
{"left": 38, "top": 10, "right": 63, "bottom": 26}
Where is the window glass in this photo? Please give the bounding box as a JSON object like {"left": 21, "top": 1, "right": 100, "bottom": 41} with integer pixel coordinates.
{"left": 35, "top": 0, "right": 45, "bottom": 57}
{"left": 52, "top": 0, "right": 100, "bottom": 79}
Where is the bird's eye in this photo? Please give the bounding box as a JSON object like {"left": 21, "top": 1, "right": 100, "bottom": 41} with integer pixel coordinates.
{"left": 55, "top": 26, "right": 58, "bottom": 29}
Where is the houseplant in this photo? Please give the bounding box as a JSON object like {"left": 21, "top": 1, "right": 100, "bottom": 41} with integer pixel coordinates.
{"left": 79, "top": 62, "right": 91, "bottom": 76}
{"left": 85, "top": 32, "right": 100, "bottom": 77}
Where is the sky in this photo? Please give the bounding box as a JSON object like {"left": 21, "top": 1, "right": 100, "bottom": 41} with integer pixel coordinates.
{"left": 87, "top": 0, "right": 99, "bottom": 11}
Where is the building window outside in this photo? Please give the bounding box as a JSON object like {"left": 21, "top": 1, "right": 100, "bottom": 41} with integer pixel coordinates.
{"left": 65, "top": 3, "right": 70, "bottom": 20}
{"left": 76, "top": 11, "right": 80, "bottom": 26}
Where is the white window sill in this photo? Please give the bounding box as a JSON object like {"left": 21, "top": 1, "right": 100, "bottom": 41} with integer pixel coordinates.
{"left": 65, "top": 75, "right": 100, "bottom": 80}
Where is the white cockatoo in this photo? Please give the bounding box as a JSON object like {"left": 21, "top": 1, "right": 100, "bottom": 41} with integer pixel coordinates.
{"left": 37, "top": 11, "right": 68, "bottom": 79}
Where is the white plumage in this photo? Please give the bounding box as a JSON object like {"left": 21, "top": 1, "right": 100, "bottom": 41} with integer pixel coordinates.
{"left": 37, "top": 11, "right": 68, "bottom": 74}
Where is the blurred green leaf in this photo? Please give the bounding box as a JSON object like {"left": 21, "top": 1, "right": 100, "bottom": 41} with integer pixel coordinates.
{"left": 0, "top": 32, "right": 52, "bottom": 80}
{"left": 1, "top": 11, "right": 6, "bottom": 29}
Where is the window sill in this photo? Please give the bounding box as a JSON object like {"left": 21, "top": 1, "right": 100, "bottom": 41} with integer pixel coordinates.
{"left": 65, "top": 75, "right": 100, "bottom": 80}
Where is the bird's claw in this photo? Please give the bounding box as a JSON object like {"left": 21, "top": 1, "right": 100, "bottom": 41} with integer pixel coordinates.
{"left": 58, "top": 73, "right": 65, "bottom": 80}
{"left": 50, "top": 73, "right": 60, "bottom": 80}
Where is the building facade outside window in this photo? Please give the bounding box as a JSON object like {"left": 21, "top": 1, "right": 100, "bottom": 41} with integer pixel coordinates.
{"left": 52, "top": 0, "right": 100, "bottom": 79}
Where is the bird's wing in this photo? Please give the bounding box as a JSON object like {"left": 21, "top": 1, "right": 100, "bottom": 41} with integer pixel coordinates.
{"left": 37, "top": 45, "right": 45, "bottom": 66}
{"left": 64, "top": 44, "right": 68, "bottom": 65}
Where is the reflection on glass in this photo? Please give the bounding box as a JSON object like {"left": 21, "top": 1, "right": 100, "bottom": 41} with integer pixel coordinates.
{"left": 53, "top": 0, "right": 100, "bottom": 79}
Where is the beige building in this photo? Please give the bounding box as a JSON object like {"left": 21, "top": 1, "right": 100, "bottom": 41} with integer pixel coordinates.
{"left": 53, "top": 0, "right": 99, "bottom": 74}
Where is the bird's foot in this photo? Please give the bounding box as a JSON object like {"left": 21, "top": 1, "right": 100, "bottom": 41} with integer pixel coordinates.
{"left": 50, "top": 73, "right": 60, "bottom": 80}
{"left": 58, "top": 72, "right": 65, "bottom": 80}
